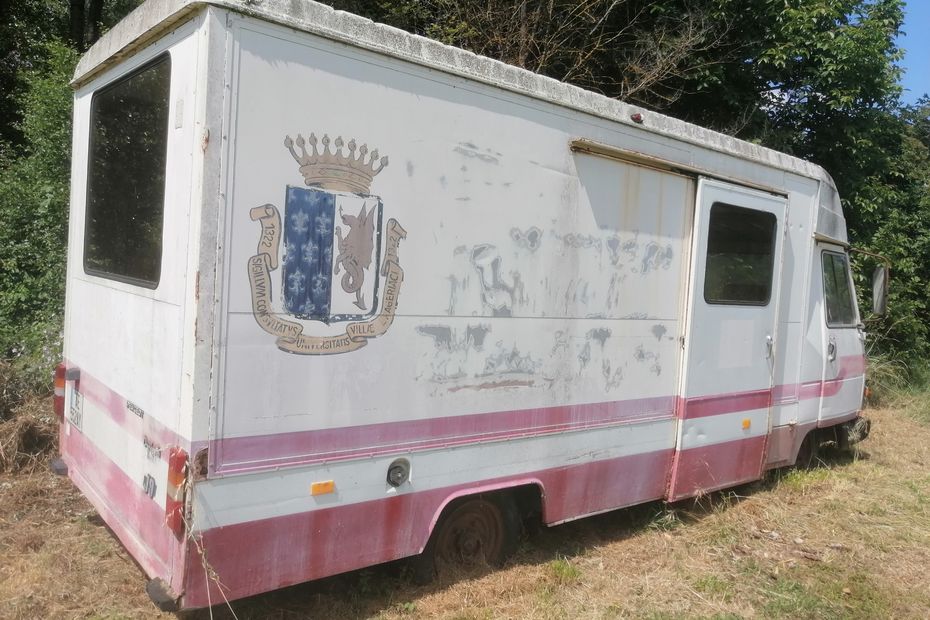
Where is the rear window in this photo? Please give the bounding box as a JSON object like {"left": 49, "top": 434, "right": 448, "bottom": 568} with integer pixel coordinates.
{"left": 703, "top": 202, "right": 777, "bottom": 306}
{"left": 822, "top": 252, "right": 857, "bottom": 326}
{"left": 84, "top": 54, "right": 171, "bottom": 287}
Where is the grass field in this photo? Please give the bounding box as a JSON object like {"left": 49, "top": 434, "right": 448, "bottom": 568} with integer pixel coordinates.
{"left": 1, "top": 401, "right": 929, "bottom": 619}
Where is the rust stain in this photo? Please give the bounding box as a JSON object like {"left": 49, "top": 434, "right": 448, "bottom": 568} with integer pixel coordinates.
{"left": 193, "top": 447, "right": 209, "bottom": 480}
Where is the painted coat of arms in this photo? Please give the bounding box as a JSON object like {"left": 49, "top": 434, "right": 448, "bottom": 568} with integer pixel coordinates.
{"left": 247, "top": 133, "right": 406, "bottom": 355}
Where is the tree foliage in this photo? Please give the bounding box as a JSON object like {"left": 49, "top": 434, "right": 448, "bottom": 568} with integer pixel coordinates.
{"left": 0, "top": 42, "right": 77, "bottom": 384}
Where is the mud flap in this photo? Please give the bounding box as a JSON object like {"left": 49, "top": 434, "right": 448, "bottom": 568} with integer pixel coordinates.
{"left": 146, "top": 577, "right": 180, "bottom": 612}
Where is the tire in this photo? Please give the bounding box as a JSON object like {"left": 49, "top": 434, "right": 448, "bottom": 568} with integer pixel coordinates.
{"left": 795, "top": 431, "right": 820, "bottom": 469}
{"left": 412, "top": 492, "right": 521, "bottom": 583}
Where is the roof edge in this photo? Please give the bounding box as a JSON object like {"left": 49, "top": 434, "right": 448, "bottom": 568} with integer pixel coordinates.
{"left": 73, "top": 0, "right": 832, "bottom": 187}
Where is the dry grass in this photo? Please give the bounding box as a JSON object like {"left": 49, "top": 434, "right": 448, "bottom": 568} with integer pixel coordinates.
{"left": 3, "top": 406, "right": 930, "bottom": 619}
{"left": 0, "top": 471, "right": 172, "bottom": 619}
{"left": 0, "top": 396, "right": 57, "bottom": 473}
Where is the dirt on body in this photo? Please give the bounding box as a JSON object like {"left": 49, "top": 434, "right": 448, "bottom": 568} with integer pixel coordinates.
{"left": 1, "top": 405, "right": 929, "bottom": 619}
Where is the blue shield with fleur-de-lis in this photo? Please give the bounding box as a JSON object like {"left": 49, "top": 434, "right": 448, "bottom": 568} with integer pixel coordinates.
{"left": 282, "top": 186, "right": 383, "bottom": 323}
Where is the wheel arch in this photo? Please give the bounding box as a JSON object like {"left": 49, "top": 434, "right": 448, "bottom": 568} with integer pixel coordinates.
{"left": 419, "top": 478, "right": 545, "bottom": 554}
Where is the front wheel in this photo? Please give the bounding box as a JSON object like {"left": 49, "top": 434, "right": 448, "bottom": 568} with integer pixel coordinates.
{"left": 795, "top": 431, "right": 820, "bottom": 469}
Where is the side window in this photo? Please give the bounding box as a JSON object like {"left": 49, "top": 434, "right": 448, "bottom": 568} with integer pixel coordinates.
{"left": 84, "top": 54, "right": 171, "bottom": 287}
{"left": 822, "top": 252, "right": 857, "bottom": 326}
{"left": 704, "top": 202, "right": 777, "bottom": 305}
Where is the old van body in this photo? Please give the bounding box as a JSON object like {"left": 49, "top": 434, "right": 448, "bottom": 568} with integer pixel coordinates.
{"left": 55, "top": 0, "right": 873, "bottom": 609}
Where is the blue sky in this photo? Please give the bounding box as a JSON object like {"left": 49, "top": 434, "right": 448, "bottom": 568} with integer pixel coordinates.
{"left": 897, "top": 1, "right": 929, "bottom": 104}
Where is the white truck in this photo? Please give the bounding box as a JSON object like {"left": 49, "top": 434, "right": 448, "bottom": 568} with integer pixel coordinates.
{"left": 53, "top": 0, "right": 883, "bottom": 610}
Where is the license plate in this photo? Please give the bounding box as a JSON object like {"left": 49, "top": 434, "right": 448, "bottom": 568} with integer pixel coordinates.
{"left": 68, "top": 385, "right": 83, "bottom": 431}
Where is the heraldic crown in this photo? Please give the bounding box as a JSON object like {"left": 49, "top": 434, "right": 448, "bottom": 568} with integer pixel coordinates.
{"left": 284, "top": 133, "right": 389, "bottom": 194}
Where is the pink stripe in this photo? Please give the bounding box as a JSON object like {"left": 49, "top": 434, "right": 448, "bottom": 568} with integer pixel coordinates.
{"left": 181, "top": 448, "right": 672, "bottom": 608}
{"left": 214, "top": 396, "right": 677, "bottom": 473}
{"left": 683, "top": 354, "right": 865, "bottom": 418}
{"left": 66, "top": 353, "right": 865, "bottom": 475}
{"left": 667, "top": 435, "right": 767, "bottom": 501}
{"left": 64, "top": 359, "right": 187, "bottom": 458}
{"left": 60, "top": 425, "right": 186, "bottom": 593}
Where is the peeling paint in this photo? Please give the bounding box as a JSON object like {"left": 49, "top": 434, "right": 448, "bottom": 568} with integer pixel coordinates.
{"left": 557, "top": 232, "right": 601, "bottom": 249}
{"left": 634, "top": 345, "right": 662, "bottom": 376}
{"left": 651, "top": 324, "right": 667, "bottom": 341}
{"left": 465, "top": 324, "right": 490, "bottom": 349}
{"left": 602, "top": 359, "right": 623, "bottom": 390}
{"left": 454, "top": 144, "right": 500, "bottom": 164}
{"left": 471, "top": 244, "right": 523, "bottom": 317}
{"left": 587, "top": 327, "right": 611, "bottom": 347}
{"left": 622, "top": 236, "right": 638, "bottom": 257}
{"left": 639, "top": 242, "right": 674, "bottom": 274}
{"left": 634, "top": 345, "right": 655, "bottom": 362}
{"left": 447, "top": 379, "right": 533, "bottom": 392}
{"left": 606, "top": 236, "right": 621, "bottom": 265}
{"left": 510, "top": 226, "right": 542, "bottom": 251}
{"left": 578, "top": 341, "right": 591, "bottom": 371}
{"left": 483, "top": 343, "right": 539, "bottom": 376}
{"left": 444, "top": 219, "right": 680, "bottom": 321}
{"left": 416, "top": 325, "right": 453, "bottom": 350}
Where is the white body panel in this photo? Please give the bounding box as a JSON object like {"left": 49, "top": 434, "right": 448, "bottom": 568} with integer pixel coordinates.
{"left": 59, "top": 0, "right": 868, "bottom": 608}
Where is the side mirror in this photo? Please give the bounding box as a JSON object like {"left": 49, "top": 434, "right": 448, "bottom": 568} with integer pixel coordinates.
{"left": 872, "top": 265, "right": 889, "bottom": 316}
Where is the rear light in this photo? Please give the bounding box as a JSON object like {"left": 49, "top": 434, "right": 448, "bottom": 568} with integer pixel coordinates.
{"left": 53, "top": 363, "right": 66, "bottom": 420}
{"left": 166, "top": 447, "right": 189, "bottom": 538}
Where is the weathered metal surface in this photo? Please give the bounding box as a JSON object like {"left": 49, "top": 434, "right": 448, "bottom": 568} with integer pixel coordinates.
{"left": 60, "top": 1, "right": 867, "bottom": 610}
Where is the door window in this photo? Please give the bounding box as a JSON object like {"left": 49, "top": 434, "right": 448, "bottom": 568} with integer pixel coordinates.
{"left": 84, "top": 53, "right": 171, "bottom": 287}
{"left": 703, "top": 202, "right": 777, "bottom": 305}
{"left": 822, "top": 252, "right": 857, "bottom": 326}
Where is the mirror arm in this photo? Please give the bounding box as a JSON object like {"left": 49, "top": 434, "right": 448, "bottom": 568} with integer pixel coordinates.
{"left": 849, "top": 247, "right": 892, "bottom": 269}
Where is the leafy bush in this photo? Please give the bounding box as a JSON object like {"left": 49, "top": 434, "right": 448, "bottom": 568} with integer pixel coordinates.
{"left": 0, "top": 41, "right": 76, "bottom": 394}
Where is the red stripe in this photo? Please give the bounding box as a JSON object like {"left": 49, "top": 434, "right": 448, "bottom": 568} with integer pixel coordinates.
{"left": 181, "top": 448, "right": 673, "bottom": 608}
{"left": 60, "top": 425, "right": 186, "bottom": 593}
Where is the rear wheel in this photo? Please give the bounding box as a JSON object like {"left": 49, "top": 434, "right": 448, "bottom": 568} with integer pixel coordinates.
{"left": 413, "top": 493, "right": 520, "bottom": 583}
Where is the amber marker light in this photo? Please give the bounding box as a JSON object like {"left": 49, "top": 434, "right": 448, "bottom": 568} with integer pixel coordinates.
{"left": 742, "top": 418, "right": 751, "bottom": 430}
{"left": 310, "top": 480, "right": 336, "bottom": 496}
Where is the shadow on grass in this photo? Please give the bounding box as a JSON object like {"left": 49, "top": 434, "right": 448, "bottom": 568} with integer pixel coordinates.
{"left": 182, "top": 446, "right": 868, "bottom": 619}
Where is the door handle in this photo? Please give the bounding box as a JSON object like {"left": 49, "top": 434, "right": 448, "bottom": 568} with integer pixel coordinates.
{"left": 827, "top": 339, "right": 837, "bottom": 362}
{"left": 765, "top": 334, "right": 773, "bottom": 359}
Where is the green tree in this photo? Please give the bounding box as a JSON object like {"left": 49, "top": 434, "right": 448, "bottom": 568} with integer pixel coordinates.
{"left": 0, "top": 42, "right": 77, "bottom": 383}
{"left": 851, "top": 100, "right": 930, "bottom": 360}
